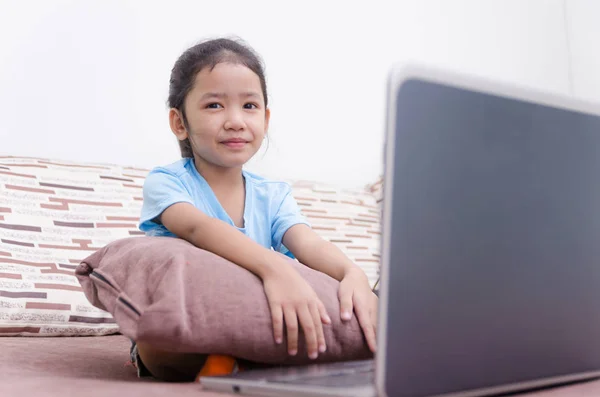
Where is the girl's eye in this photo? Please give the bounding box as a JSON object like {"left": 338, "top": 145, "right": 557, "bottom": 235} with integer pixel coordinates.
{"left": 206, "top": 103, "right": 223, "bottom": 109}
{"left": 244, "top": 103, "right": 258, "bottom": 110}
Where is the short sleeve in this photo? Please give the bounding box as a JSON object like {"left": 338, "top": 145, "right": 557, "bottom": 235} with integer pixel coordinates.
{"left": 139, "top": 169, "right": 194, "bottom": 233}
{"left": 271, "top": 185, "right": 310, "bottom": 255}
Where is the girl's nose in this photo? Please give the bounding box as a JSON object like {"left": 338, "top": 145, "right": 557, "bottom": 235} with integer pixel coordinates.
{"left": 224, "top": 109, "right": 245, "bottom": 131}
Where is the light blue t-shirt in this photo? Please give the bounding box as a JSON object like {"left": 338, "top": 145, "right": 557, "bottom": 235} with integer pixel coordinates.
{"left": 139, "top": 158, "right": 310, "bottom": 257}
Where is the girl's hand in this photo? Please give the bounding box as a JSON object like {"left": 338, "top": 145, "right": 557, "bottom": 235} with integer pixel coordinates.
{"left": 262, "top": 265, "right": 332, "bottom": 359}
{"left": 338, "top": 269, "right": 378, "bottom": 353}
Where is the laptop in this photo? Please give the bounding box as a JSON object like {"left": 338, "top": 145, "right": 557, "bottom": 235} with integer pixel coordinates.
{"left": 201, "top": 64, "right": 600, "bottom": 397}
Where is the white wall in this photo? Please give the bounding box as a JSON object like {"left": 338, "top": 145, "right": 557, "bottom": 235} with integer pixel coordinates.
{"left": 0, "top": 0, "right": 574, "bottom": 187}
{"left": 566, "top": 0, "right": 600, "bottom": 102}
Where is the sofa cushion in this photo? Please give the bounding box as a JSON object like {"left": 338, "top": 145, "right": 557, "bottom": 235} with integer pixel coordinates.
{"left": 287, "top": 181, "right": 381, "bottom": 287}
{"left": 0, "top": 156, "right": 146, "bottom": 335}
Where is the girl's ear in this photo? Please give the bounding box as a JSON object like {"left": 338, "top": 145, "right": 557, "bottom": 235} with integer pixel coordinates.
{"left": 169, "top": 108, "right": 188, "bottom": 141}
{"left": 264, "top": 108, "right": 271, "bottom": 135}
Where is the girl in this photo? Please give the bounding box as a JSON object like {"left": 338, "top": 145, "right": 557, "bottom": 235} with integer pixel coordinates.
{"left": 133, "top": 37, "right": 378, "bottom": 381}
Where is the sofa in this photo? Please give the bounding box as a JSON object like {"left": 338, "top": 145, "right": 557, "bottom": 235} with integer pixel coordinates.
{"left": 0, "top": 155, "right": 383, "bottom": 396}
{"left": 2, "top": 155, "right": 599, "bottom": 397}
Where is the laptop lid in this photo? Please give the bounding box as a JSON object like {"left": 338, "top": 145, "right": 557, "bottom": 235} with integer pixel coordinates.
{"left": 376, "top": 65, "right": 600, "bottom": 397}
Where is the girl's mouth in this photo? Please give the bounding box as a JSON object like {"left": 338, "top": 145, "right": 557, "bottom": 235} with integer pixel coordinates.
{"left": 221, "top": 139, "right": 248, "bottom": 149}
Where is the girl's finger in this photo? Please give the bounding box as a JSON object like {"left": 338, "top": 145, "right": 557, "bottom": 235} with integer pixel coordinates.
{"left": 310, "top": 301, "right": 327, "bottom": 354}
{"left": 318, "top": 300, "right": 331, "bottom": 324}
{"left": 371, "top": 307, "right": 378, "bottom": 334}
{"left": 338, "top": 284, "right": 354, "bottom": 321}
{"left": 283, "top": 306, "right": 299, "bottom": 356}
{"left": 270, "top": 303, "right": 284, "bottom": 345}
{"left": 354, "top": 297, "right": 377, "bottom": 353}
{"left": 297, "top": 305, "right": 318, "bottom": 359}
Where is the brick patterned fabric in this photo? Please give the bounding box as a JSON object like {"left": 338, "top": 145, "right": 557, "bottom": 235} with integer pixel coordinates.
{"left": 0, "top": 156, "right": 147, "bottom": 336}
{"left": 367, "top": 175, "right": 384, "bottom": 205}
{"left": 0, "top": 156, "right": 381, "bottom": 336}
{"left": 289, "top": 181, "right": 381, "bottom": 285}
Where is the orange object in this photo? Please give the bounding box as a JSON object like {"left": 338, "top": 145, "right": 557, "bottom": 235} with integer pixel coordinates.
{"left": 195, "top": 355, "right": 242, "bottom": 382}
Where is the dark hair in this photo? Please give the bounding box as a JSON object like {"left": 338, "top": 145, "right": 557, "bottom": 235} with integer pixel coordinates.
{"left": 168, "top": 37, "right": 269, "bottom": 158}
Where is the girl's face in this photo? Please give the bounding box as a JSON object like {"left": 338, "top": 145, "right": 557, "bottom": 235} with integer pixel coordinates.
{"left": 170, "top": 62, "right": 269, "bottom": 170}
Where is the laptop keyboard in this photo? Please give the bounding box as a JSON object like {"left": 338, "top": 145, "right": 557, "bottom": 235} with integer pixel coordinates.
{"left": 278, "top": 369, "right": 375, "bottom": 387}
{"left": 275, "top": 361, "right": 375, "bottom": 388}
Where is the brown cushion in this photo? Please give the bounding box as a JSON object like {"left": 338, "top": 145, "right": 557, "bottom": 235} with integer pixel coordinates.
{"left": 75, "top": 236, "right": 372, "bottom": 365}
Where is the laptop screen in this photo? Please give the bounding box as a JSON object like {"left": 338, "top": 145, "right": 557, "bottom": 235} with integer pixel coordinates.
{"left": 385, "top": 77, "right": 600, "bottom": 396}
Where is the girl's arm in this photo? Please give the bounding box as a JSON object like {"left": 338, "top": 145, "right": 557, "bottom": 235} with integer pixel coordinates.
{"left": 283, "top": 224, "right": 378, "bottom": 353}
{"left": 159, "top": 202, "right": 331, "bottom": 359}
{"left": 282, "top": 224, "right": 364, "bottom": 281}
